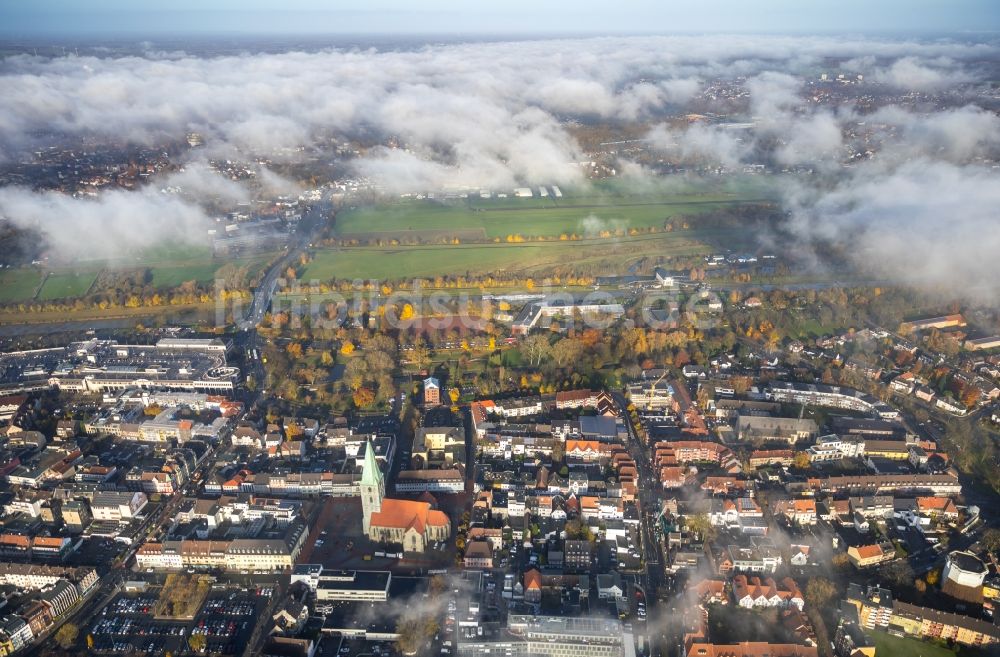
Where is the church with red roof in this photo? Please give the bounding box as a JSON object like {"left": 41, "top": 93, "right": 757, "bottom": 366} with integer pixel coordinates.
{"left": 361, "top": 439, "right": 450, "bottom": 552}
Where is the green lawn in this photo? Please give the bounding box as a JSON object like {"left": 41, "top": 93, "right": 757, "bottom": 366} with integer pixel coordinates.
{"left": 151, "top": 254, "right": 275, "bottom": 288}
{"left": 335, "top": 186, "right": 773, "bottom": 241}
{"left": 302, "top": 232, "right": 724, "bottom": 280}
{"left": 0, "top": 269, "right": 43, "bottom": 303}
{"left": 38, "top": 270, "right": 100, "bottom": 300}
{"left": 868, "top": 631, "right": 957, "bottom": 657}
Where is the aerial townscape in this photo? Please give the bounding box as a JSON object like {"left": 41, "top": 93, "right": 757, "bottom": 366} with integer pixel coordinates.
{"left": 1, "top": 2, "right": 1000, "bottom": 657}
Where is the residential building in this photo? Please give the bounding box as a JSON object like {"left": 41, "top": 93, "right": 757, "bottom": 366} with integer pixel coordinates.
{"left": 847, "top": 544, "right": 889, "bottom": 569}
{"left": 90, "top": 491, "right": 147, "bottom": 522}
{"left": 773, "top": 499, "right": 818, "bottom": 526}
{"left": 423, "top": 377, "right": 441, "bottom": 406}
{"left": 890, "top": 601, "right": 1000, "bottom": 647}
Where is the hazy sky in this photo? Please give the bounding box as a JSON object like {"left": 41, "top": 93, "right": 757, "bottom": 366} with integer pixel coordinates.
{"left": 2, "top": 0, "right": 999, "bottom": 37}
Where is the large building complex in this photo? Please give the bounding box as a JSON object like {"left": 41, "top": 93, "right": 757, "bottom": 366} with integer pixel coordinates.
{"left": 0, "top": 338, "right": 241, "bottom": 394}
{"left": 134, "top": 519, "right": 308, "bottom": 572}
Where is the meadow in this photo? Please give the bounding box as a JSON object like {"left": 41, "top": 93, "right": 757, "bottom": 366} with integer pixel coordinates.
{"left": 301, "top": 231, "right": 752, "bottom": 281}
{"left": 0, "top": 246, "right": 277, "bottom": 304}
{"left": 334, "top": 179, "right": 773, "bottom": 241}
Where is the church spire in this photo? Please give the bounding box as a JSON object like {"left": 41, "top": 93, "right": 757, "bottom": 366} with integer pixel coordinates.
{"left": 361, "top": 438, "right": 384, "bottom": 535}
{"left": 361, "top": 438, "right": 384, "bottom": 487}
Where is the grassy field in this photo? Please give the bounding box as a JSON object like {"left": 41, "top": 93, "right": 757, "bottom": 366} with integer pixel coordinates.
{"left": 301, "top": 231, "right": 743, "bottom": 280}
{"left": 868, "top": 631, "right": 956, "bottom": 657}
{"left": 0, "top": 269, "right": 43, "bottom": 303}
{"left": 38, "top": 270, "right": 100, "bottom": 300}
{"left": 335, "top": 182, "right": 773, "bottom": 241}
{"left": 0, "top": 251, "right": 277, "bottom": 305}
{"left": 151, "top": 254, "right": 275, "bottom": 288}
{"left": 0, "top": 301, "right": 217, "bottom": 326}
{"left": 149, "top": 263, "right": 224, "bottom": 288}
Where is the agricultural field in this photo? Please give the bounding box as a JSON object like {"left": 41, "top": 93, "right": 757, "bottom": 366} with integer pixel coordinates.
{"left": 333, "top": 180, "right": 774, "bottom": 241}
{"left": 302, "top": 230, "right": 746, "bottom": 281}
{"left": 38, "top": 270, "right": 100, "bottom": 300}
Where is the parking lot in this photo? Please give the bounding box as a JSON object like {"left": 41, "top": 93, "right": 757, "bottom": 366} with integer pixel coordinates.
{"left": 90, "top": 594, "right": 190, "bottom": 655}
{"left": 88, "top": 586, "right": 270, "bottom": 655}
{"left": 193, "top": 588, "right": 271, "bottom": 655}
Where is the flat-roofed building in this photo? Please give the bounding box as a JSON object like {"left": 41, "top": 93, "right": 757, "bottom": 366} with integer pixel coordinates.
{"left": 155, "top": 338, "right": 229, "bottom": 354}
{"left": 767, "top": 382, "right": 898, "bottom": 419}
{"left": 459, "top": 614, "right": 627, "bottom": 657}
{"left": 91, "top": 491, "right": 147, "bottom": 522}
{"left": 312, "top": 569, "right": 392, "bottom": 602}
{"left": 395, "top": 469, "right": 465, "bottom": 493}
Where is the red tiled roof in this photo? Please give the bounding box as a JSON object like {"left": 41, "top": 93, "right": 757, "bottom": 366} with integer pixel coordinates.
{"left": 524, "top": 568, "right": 541, "bottom": 591}
{"left": 370, "top": 498, "right": 449, "bottom": 533}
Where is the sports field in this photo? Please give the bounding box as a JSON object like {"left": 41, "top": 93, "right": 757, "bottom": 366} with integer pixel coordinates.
{"left": 38, "top": 270, "right": 99, "bottom": 300}
{"left": 334, "top": 180, "right": 773, "bottom": 241}
{"left": 0, "top": 269, "right": 43, "bottom": 303}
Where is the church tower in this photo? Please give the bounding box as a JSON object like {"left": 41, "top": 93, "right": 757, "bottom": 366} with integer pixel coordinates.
{"left": 360, "top": 438, "right": 384, "bottom": 535}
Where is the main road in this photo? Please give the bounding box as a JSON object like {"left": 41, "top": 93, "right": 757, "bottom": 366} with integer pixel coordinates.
{"left": 612, "top": 389, "right": 666, "bottom": 655}
{"left": 234, "top": 202, "right": 329, "bottom": 397}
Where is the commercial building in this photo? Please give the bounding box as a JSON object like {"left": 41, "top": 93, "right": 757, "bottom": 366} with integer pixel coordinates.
{"left": 153, "top": 338, "right": 229, "bottom": 354}
{"left": 459, "top": 615, "right": 627, "bottom": 657}
{"left": 134, "top": 519, "right": 308, "bottom": 572}
{"left": 39, "top": 339, "right": 237, "bottom": 394}
{"left": 394, "top": 469, "right": 466, "bottom": 493}
{"left": 291, "top": 567, "right": 392, "bottom": 602}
